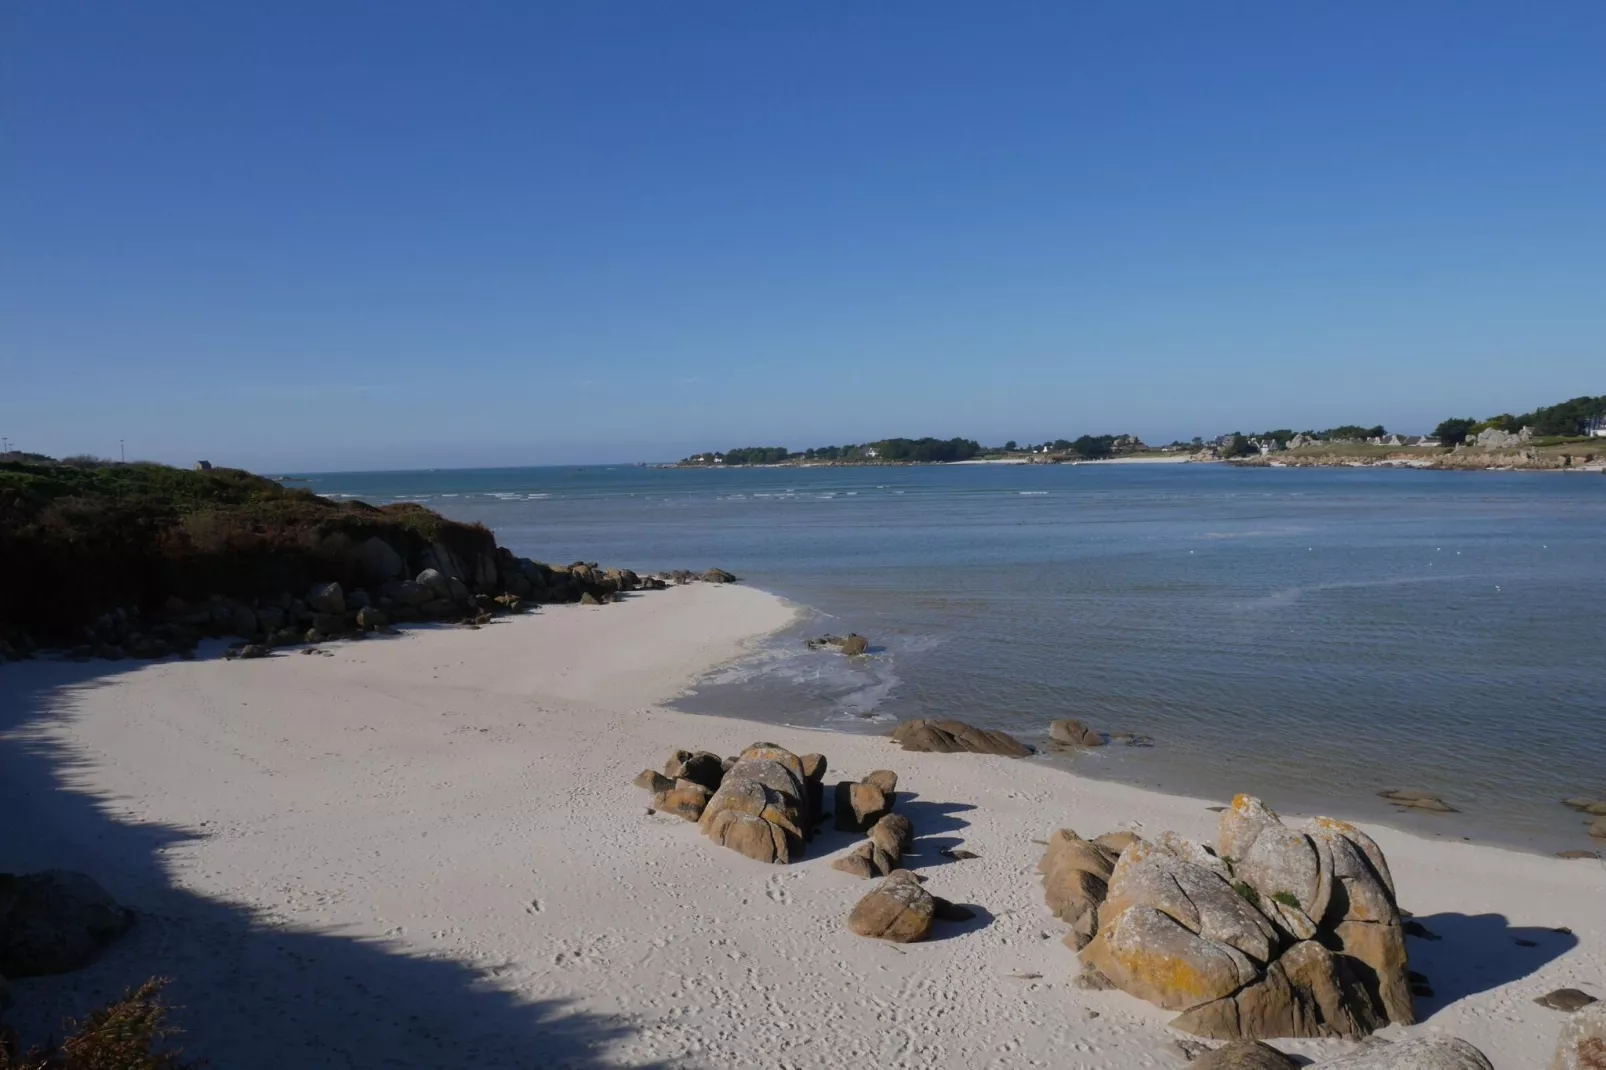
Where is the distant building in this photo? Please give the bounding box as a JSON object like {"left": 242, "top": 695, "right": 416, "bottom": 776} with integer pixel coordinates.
{"left": 865, "top": 447, "right": 880, "bottom": 459}
{"left": 1588, "top": 416, "right": 1606, "bottom": 438}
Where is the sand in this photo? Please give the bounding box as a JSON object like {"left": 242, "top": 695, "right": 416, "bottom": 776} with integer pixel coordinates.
{"left": 2, "top": 582, "right": 1601, "bottom": 1068}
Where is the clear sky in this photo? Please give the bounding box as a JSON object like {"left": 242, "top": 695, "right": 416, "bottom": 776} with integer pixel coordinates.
{"left": 3, "top": 3, "right": 1603, "bottom": 470}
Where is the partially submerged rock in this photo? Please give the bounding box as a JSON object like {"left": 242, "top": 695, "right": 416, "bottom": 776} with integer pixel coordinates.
{"left": 804, "top": 633, "right": 870, "bottom": 655}
{"left": 847, "top": 871, "right": 934, "bottom": 943}
{"left": 0, "top": 870, "right": 135, "bottom": 977}
{"left": 1377, "top": 788, "right": 1458, "bottom": 813}
{"left": 1562, "top": 796, "right": 1606, "bottom": 815}
{"left": 1049, "top": 718, "right": 1105, "bottom": 748}
{"left": 892, "top": 718, "right": 1032, "bottom": 758}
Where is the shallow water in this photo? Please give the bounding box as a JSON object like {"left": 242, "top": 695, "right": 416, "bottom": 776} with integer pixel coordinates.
{"left": 302, "top": 462, "right": 1606, "bottom": 854}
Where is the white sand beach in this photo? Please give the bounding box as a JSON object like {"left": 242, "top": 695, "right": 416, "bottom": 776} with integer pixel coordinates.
{"left": 2, "top": 583, "right": 1601, "bottom": 1068}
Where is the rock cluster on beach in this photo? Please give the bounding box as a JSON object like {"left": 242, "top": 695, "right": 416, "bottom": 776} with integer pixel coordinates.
{"left": 635, "top": 742, "right": 827, "bottom": 865}
{"left": 1047, "top": 794, "right": 1414, "bottom": 1042}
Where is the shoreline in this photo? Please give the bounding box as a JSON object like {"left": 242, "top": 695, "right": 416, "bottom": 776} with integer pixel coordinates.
{"left": 3, "top": 583, "right": 1601, "bottom": 1067}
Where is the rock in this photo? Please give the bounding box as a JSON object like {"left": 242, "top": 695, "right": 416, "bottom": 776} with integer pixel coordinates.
{"left": 416, "top": 568, "right": 453, "bottom": 601}
{"left": 1536, "top": 988, "right": 1599, "bottom": 1012}
{"left": 1050, "top": 718, "right": 1105, "bottom": 747}
{"left": 931, "top": 896, "right": 975, "bottom": 922}
{"left": 0, "top": 871, "right": 135, "bottom": 977}
{"left": 1313, "top": 1036, "right": 1494, "bottom": 1068}
{"left": 1102, "top": 838, "right": 1278, "bottom": 965}
{"left": 839, "top": 633, "right": 869, "bottom": 656}
{"left": 229, "top": 604, "right": 259, "bottom": 638}
{"left": 834, "top": 781, "right": 890, "bottom": 832}
{"left": 665, "top": 750, "right": 726, "bottom": 792}
{"left": 799, "top": 753, "right": 827, "bottom": 816}
{"left": 1562, "top": 797, "right": 1606, "bottom": 816}
{"left": 862, "top": 769, "right": 898, "bottom": 796}
{"left": 1219, "top": 793, "right": 1284, "bottom": 864}
{"left": 831, "top": 842, "right": 879, "bottom": 879}
{"left": 1590, "top": 816, "right": 1606, "bottom": 839}
{"left": 1082, "top": 905, "right": 1259, "bottom": 1011}
{"left": 1236, "top": 824, "right": 1324, "bottom": 919}
{"left": 312, "top": 612, "right": 347, "bottom": 636}
{"left": 634, "top": 769, "right": 674, "bottom": 793}
{"left": 356, "top": 536, "right": 405, "bottom": 585}
{"left": 1038, "top": 829, "right": 1118, "bottom": 949}
{"left": 386, "top": 580, "right": 432, "bottom": 608}
{"left": 1191, "top": 1040, "right": 1300, "bottom": 1070}
{"left": 653, "top": 779, "right": 713, "bottom": 822}
{"left": 1551, "top": 999, "right": 1606, "bottom": 1069}
{"left": 346, "top": 588, "right": 372, "bottom": 611}
{"left": 1558, "top": 850, "right": 1601, "bottom": 860}
{"left": 706, "top": 810, "right": 787, "bottom": 863}
{"left": 307, "top": 582, "right": 345, "bottom": 615}
{"left": 1095, "top": 830, "right": 1143, "bottom": 855}
{"left": 256, "top": 606, "right": 286, "bottom": 631}
{"left": 868, "top": 813, "right": 913, "bottom": 857}
{"left": 891, "top": 718, "right": 1033, "bottom": 758}
{"left": 355, "top": 606, "right": 387, "bottom": 631}
{"left": 1377, "top": 789, "right": 1458, "bottom": 813}
{"left": 702, "top": 568, "right": 737, "bottom": 584}
{"left": 579, "top": 592, "right": 601, "bottom": 606}
{"left": 1172, "top": 939, "right": 1380, "bottom": 1040}
{"left": 236, "top": 643, "right": 270, "bottom": 659}
{"left": 847, "top": 871, "right": 935, "bottom": 943}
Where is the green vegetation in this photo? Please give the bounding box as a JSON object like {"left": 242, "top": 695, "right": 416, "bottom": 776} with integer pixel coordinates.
{"left": 1231, "top": 881, "right": 1262, "bottom": 909}
{"left": 1432, "top": 417, "right": 1477, "bottom": 446}
{"left": 720, "top": 446, "right": 792, "bottom": 465}
{"left": 680, "top": 437, "right": 983, "bottom": 465}
{"left": 1271, "top": 890, "right": 1302, "bottom": 910}
{"left": 0, "top": 977, "right": 194, "bottom": 1069}
{"left": 1070, "top": 435, "right": 1115, "bottom": 459}
{"left": 1433, "top": 395, "right": 1606, "bottom": 444}
{"left": 0, "top": 457, "right": 494, "bottom": 641}
{"left": 1220, "top": 433, "right": 1256, "bottom": 459}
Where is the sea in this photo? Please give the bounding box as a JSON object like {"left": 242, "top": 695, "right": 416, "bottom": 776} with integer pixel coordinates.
{"left": 296, "top": 462, "right": 1606, "bottom": 855}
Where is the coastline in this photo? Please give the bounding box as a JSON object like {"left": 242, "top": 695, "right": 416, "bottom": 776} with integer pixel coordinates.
{"left": 3, "top": 583, "right": 1601, "bottom": 1067}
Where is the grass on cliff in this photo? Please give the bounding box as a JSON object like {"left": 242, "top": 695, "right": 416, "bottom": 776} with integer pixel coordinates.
{"left": 0, "top": 458, "right": 491, "bottom": 640}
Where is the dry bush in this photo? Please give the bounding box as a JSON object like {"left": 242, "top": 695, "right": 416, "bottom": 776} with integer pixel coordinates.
{"left": 0, "top": 978, "right": 196, "bottom": 1070}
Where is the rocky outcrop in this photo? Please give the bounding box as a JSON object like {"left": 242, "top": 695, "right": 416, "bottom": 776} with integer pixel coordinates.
{"left": 693, "top": 743, "right": 816, "bottom": 864}
{"left": 847, "top": 870, "right": 934, "bottom": 943}
{"left": 835, "top": 780, "right": 892, "bottom": 833}
{"left": 833, "top": 813, "right": 913, "bottom": 879}
{"left": 0, "top": 871, "right": 135, "bottom": 977}
{"left": 1067, "top": 796, "right": 1411, "bottom": 1041}
{"left": 892, "top": 718, "right": 1032, "bottom": 758}
{"left": 1551, "top": 999, "right": 1606, "bottom": 1069}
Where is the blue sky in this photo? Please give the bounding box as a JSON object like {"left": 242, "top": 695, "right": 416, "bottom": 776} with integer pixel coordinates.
{"left": 3, "top": 3, "right": 1603, "bottom": 470}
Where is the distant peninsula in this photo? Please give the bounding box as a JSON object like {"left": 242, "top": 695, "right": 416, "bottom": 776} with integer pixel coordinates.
{"left": 672, "top": 394, "right": 1606, "bottom": 472}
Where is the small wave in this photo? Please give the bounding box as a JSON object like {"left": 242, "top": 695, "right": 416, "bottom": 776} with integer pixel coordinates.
{"left": 1019, "top": 491, "right": 1049, "bottom": 496}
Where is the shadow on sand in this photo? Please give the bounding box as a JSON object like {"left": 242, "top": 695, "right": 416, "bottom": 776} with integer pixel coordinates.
{"left": 1404, "top": 911, "right": 1578, "bottom": 1014}
{"left": 0, "top": 654, "right": 665, "bottom": 1070}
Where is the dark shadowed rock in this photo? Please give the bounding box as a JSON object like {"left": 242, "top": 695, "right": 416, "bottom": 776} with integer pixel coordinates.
{"left": 307, "top": 582, "right": 345, "bottom": 615}
{"left": 665, "top": 750, "right": 726, "bottom": 792}
{"left": 835, "top": 780, "right": 891, "bottom": 832}
{"left": 892, "top": 718, "right": 1032, "bottom": 758}
{"left": 839, "top": 633, "right": 869, "bottom": 656}
{"left": 0, "top": 871, "right": 135, "bottom": 977}
{"left": 703, "top": 568, "right": 737, "bottom": 584}
{"left": 634, "top": 769, "right": 674, "bottom": 793}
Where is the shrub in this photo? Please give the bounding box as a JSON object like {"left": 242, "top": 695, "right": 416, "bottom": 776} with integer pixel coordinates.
{"left": 1270, "top": 890, "right": 1301, "bottom": 910}
{"left": 1231, "top": 881, "right": 1261, "bottom": 909}
{"left": 0, "top": 977, "right": 195, "bottom": 1069}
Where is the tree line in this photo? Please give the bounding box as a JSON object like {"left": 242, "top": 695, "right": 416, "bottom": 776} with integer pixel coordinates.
{"left": 1431, "top": 395, "right": 1606, "bottom": 446}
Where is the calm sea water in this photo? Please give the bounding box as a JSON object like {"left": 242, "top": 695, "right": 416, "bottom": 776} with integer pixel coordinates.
{"left": 299, "top": 462, "right": 1606, "bottom": 854}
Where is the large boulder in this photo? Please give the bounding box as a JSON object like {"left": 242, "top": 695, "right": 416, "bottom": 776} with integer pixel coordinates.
{"left": 653, "top": 779, "right": 713, "bottom": 822}
{"left": 891, "top": 718, "right": 1032, "bottom": 758}
{"left": 416, "top": 568, "right": 454, "bottom": 602}
{"left": 847, "top": 871, "right": 934, "bottom": 943}
{"left": 0, "top": 871, "right": 135, "bottom": 977}
{"left": 1314, "top": 1036, "right": 1494, "bottom": 1069}
{"left": 1551, "top": 999, "right": 1606, "bottom": 1070}
{"left": 697, "top": 744, "right": 809, "bottom": 863}
{"left": 1038, "top": 829, "right": 1119, "bottom": 949}
{"left": 356, "top": 536, "right": 405, "bottom": 585}
{"left": 1082, "top": 905, "right": 1260, "bottom": 1010}
{"left": 1081, "top": 798, "right": 1412, "bottom": 1041}
{"left": 307, "top": 582, "right": 345, "bottom": 615}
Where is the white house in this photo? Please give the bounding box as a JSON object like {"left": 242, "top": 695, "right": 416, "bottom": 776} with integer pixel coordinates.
{"left": 1588, "top": 416, "right": 1606, "bottom": 438}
